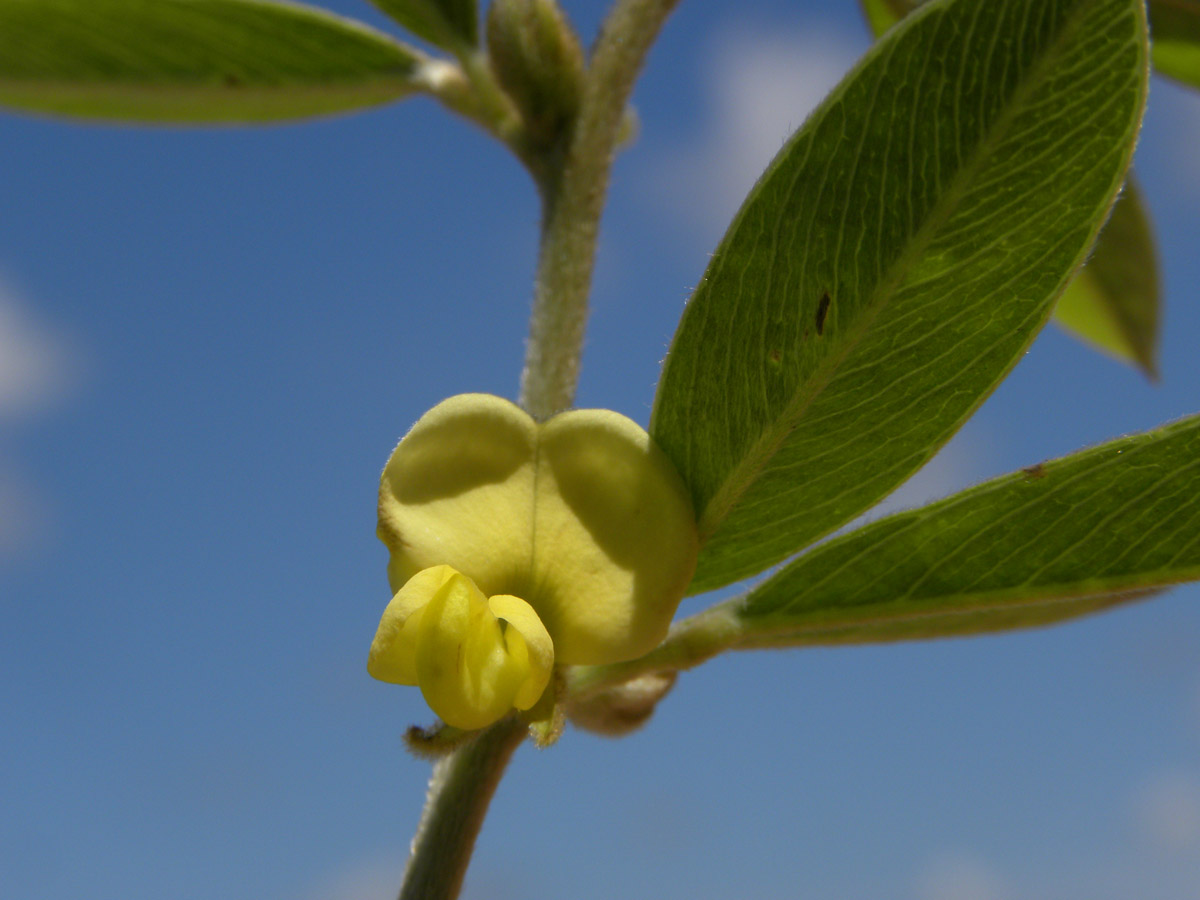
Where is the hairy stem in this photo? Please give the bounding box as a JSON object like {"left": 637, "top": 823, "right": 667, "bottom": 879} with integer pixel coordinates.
{"left": 519, "top": 0, "right": 682, "bottom": 418}
{"left": 398, "top": 717, "right": 526, "bottom": 900}
{"left": 565, "top": 600, "right": 744, "bottom": 701}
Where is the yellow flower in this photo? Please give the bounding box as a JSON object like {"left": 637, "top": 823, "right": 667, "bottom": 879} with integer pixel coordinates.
{"left": 368, "top": 565, "right": 554, "bottom": 730}
{"left": 367, "top": 393, "right": 699, "bottom": 729}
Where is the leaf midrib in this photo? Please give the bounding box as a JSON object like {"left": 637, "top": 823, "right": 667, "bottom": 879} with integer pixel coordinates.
{"left": 735, "top": 589, "right": 1155, "bottom": 647}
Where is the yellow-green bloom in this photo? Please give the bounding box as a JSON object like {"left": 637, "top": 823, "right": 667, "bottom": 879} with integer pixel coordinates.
{"left": 367, "top": 393, "right": 699, "bottom": 729}
{"left": 368, "top": 565, "right": 554, "bottom": 730}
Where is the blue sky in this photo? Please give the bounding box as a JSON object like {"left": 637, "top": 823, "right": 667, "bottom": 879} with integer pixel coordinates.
{"left": 2, "top": 1, "right": 1200, "bottom": 898}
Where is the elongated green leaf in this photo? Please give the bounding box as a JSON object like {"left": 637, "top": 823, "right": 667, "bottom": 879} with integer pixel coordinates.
{"left": 371, "top": 0, "right": 477, "bottom": 51}
{"left": 735, "top": 413, "right": 1200, "bottom": 647}
{"left": 1150, "top": 0, "right": 1200, "bottom": 87}
{"left": 0, "top": 0, "right": 424, "bottom": 123}
{"left": 1055, "top": 179, "right": 1160, "bottom": 378}
{"left": 651, "top": 0, "right": 1148, "bottom": 595}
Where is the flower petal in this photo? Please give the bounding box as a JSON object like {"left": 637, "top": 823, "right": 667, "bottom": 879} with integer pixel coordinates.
{"left": 369, "top": 566, "right": 558, "bottom": 729}
{"left": 534, "top": 409, "right": 699, "bottom": 663}
{"left": 488, "top": 593, "right": 554, "bottom": 709}
{"left": 378, "top": 394, "right": 536, "bottom": 599}
{"left": 367, "top": 564, "right": 458, "bottom": 685}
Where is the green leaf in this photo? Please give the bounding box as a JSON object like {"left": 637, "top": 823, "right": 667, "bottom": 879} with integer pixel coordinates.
{"left": 735, "top": 413, "right": 1200, "bottom": 647}
{"left": 371, "top": 0, "right": 478, "bottom": 51}
{"left": 1150, "top": 0, "right": 1200, "bottom": 88}
{"left": 857, "top": 0, "right": 918, "bottom": 35}
{"left": 1054, "top": 179, "right": 1160, "bottom": 378}
{"left": 650, "top": 0, "right": 1148, "bottom": 595}
{"left": 864, "top": 0, "right": 1200, "bottom": 88}
{"left": 860, "top": 2, "right": 1161, "bottom": 379}
{"left": 0, "top": 0, "right": 424, "bottom": 124}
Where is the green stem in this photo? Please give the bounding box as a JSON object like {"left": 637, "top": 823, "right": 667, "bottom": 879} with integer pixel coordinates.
{"left": 519, "top": 0, "right": 683, "bottom": 418}
{"left": 418, "top": 54, "right": 546, "bottom": 181}
{"left": 565, "top": 600, "right": 744, "bottom": 701}
{"left": 398, "top": 716, "right": 527, "bottom": 900}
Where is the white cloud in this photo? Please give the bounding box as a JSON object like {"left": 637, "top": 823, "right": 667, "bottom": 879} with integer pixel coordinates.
{"left": 304, "top": 853, "right": 404, "bottom": 900}
{"left": 915, "top": 852, "right": 1008, "bottom": 900}
{"left": 0, "top": 277, "right": 75, "bottom": 557}
{"left": 830, "top": 424, "right": 999, "bottom": 540}
{"left": 648, "top": 23, "right": 866, "bottom": 238}
{"left": 1133, "top": 770, "right": 1200, "bottom": 854}
{"left": 868, "top": 432, "right": 989, "bottom": 521}
{"left": 0, "top": 278, "right": 73, "bottom": 420}
{"left": 902, "top": 772, "right": 1200, "bottom": 900}
{"left": 1158, "top": 82, "right": 1200, "bottom": 197}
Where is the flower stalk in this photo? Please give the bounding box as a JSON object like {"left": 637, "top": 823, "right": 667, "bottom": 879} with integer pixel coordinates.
{"left": 397, "top": 716, "right": 527, "bottom": 900}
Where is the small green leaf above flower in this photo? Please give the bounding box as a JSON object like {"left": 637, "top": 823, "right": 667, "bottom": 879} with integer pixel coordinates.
{"left": 0, "top": 0, "right": 426, "bottom": 124}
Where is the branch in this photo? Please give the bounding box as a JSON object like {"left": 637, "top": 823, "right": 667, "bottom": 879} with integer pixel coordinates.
{"left": 519, "top": 0, "right": 682, "bottom": 418}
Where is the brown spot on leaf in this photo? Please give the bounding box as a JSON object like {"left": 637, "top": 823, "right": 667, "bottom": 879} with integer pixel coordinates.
{"left": 815, "top": 292, "right": 831, "bottom": 335}
{"left": 1022, "top": 463, "right": 1047, "bottom": 479}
